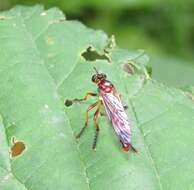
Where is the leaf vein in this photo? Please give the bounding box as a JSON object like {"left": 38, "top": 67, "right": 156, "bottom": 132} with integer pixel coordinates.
{"left": 129, "top": 99, "right": 164, "bottom": 190}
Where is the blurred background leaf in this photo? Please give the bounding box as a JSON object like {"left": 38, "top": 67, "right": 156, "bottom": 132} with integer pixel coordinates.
{"left": 0, "top": 0, "right": 194, "bottom": 87}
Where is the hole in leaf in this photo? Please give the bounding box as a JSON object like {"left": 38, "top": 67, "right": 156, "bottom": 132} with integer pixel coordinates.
{"left": 10, "top": 137, "right": 25, "bottom": 158}
{"left": 81, "top": 47, "right": 110, "bottom": 62}
{"left": 122, "top": 63, "right": 152, "bottom": 78}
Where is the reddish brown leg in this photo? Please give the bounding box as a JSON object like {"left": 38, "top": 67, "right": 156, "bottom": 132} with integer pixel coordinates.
{"left": 73, "top": 92, "right": 97, "bottom": 102}
{"left": 76, "top": 101, "right": 98, "bottom": 139}
{"left": 92, "top": 101, "right": 102, "bottom": 150}
{"left": 65, "top": 92, "right": 97, "bottom": 106}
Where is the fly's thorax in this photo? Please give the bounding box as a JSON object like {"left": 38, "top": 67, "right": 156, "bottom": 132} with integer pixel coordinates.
{"left": 98, "top": 80, "right": 113, "bottom": 93}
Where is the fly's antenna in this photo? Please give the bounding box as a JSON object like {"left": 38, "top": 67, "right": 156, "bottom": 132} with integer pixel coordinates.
{"left": 93, "top": 67, "right": 99, "bottom": 74}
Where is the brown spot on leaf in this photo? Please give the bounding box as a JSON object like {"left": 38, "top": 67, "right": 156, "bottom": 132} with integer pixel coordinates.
{"left": 122, "top": 63, "right": 135, "bottom": 74}
{"left": 10, "top": 137, "right": 25, "bottom": 158}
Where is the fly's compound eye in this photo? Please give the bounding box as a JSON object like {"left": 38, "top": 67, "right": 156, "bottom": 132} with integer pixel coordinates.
{"left": 102, "top": 74, "right": 107, "bottom": 79}
{"left": 92, "top": 74, "right": 97, "bottom": 82}
{"left": 99, "top": 73, "right": 106, "bottom": 79}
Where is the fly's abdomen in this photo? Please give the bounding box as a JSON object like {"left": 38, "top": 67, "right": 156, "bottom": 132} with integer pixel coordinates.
{"left": 100, "top": 91, "right": 132, "bottom": 151}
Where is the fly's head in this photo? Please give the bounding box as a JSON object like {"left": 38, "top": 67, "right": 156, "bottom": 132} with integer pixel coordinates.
{"left": 92, "top": 73, "right": 107, "bottom": 84}
{"left": 92, "top": 67, "right": 107, "bottom": 84}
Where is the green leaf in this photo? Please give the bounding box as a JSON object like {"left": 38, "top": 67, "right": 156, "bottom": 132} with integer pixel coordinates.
{"left": 149, "top": 55, "right": 194, "bottom": 88}
{"left": 0, "top": 5, "right": 194, "bottom": 190}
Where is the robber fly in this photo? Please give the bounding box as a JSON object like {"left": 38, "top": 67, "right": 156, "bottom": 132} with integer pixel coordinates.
{"left": 65, "top": 67, "right": 137, "bottom": 152}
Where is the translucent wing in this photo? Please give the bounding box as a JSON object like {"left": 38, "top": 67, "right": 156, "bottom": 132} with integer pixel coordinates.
{"left": 100, "top": 90, "right": 132, "bottom": 151}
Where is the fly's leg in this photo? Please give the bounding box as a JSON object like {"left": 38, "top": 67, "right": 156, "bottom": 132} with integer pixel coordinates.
{"left": 76, "top": 101, "right": 98, "bottom": 139}
{"left": 65, "top": 92, "right": 97, "bottom": 106}
{"left": 92, "top": 101, "right": 102, "bottom": 150}
{"left": 73, "top": 92, "right": 97, "bottom": 102}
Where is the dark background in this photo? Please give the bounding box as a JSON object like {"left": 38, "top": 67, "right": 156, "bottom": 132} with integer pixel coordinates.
{"left": 1, "top": 0, "right": 194, "bottom": 88}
